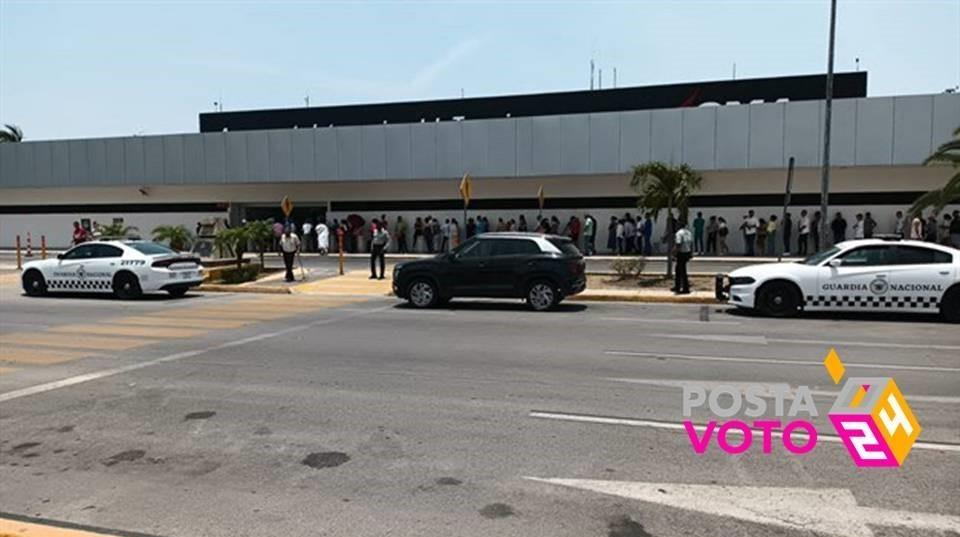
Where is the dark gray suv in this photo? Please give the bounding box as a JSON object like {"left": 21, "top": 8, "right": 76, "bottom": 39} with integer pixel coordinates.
{"left": 392, "top": 233, "right": 586, "bottom": 311}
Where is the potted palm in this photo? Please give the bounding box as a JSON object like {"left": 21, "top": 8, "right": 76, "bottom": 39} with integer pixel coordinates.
{"left": 152, "top": 224, "right": 194, "bottom": 252}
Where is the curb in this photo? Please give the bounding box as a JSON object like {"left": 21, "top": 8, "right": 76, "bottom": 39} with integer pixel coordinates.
{"left": 198, "top": 284, "right": 292, "bottom": 294}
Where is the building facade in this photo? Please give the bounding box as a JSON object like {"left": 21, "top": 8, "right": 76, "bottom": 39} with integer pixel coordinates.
{"left": 1, "top": 73, "right": 958, "bottom": 251}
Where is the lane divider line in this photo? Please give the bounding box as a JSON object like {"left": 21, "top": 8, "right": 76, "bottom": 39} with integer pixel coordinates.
{"left": 604, "top": 350, "right": 960, "bottom": 373}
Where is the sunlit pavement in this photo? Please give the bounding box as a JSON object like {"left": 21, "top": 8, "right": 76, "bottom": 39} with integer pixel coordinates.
{"left": 0, "top": 276, "right": 958, "bottom": 537}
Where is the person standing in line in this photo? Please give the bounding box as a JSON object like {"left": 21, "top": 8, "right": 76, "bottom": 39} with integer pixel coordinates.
{"left": 705, "top": 215, "right": 718, "bottom": 255}
{"left": 517, "top": 215, "right": 529, "bottom": 232}
{"left": 642, "top": 214, "right": 654, "bottom": 256}
{"left": 615, "top": 219, "right": 625, "bottom": 256}
{"left": 797, "top": 210, "right": 810, "bottom": 256}
{"left": 623, "top": 217, "right": 636, "bottom": 254}
{"left": 394, "top": 216, "right": 409, "bottom": 254}
{"left": 741, "top": 210, "right": 758, "bottom": 256}
{"left": 951, "top": 210, "right": 960, "bottom": 247}
{"left": 811, "top": 211, "right": 822, "bottom": 252}
{"left": 568, "top": 216, "right": 581, "bottom": 246}
{"left": 673, "top": 218, "right": 694, "bottom": 295}
{"left": 863, "top": 212, "right": 876, "bottom": 239}
{"left": 852, "top": 213, "right": 865, "bottom": 240}
{"left": 301, "top": 220, "right": 314, "bottom": 253}
{"left": 583, "top": 214, "right": 596, "bottom": 256}
{"left": 925, "top": 214, "right": 939, "bottom": 243}
{"left": 423, "top": 217, "right": 434, "bottom": 253}
{"left": 315, "top": 220, "right": 329, "bottom": 256}
{"left": 272, "top": 220, "right": 285, "bottom": 252}
{"left": 441, "top": 218, "right": 451, "bottom": 252}
{"left": 894, "top": 210, "right": 906, "bottom": 238}
{"left": 756, "top": 217, "right": 768, "bottom": 256}
{"left": 831, "top": 212, "right": 847, "bottom": 244}
{"left": 466, "top": 218, "right": 477, "bottom": 238}
{"left": 910, "top": 213, "right": 924, "bottom": 240}
{"left": 413, "top": 217, "right": 424, "bottom": 251}
{"left": 450, "top": 218, "right": 461, "bottom": 249}
{"left": 693, "top": 212, "right": 705, "bottom": 255}
{"left": 71, "top": 221, "right": 88, "bottom": 245}
{"left": 550, "top": 216, "right": 561, "bottom": 234}
{"left": 940, "top": 214, "right": 953, "bottom": 245}
{"left": 766, "top": 215, "right": 779, "bottom": 256}
{"left": 607, "top": 216, "right": 618, "bottom": 253}
{"left": 782, "top": 212, "right": 793, "bottom": 256}
{"left": 279, "top": 226, "right": 301, "bottom": 283}
{"left": 432, "top": 218, "right": 443, "bottom": 252}
{"left": 369, "top": 219, "right": 390, "bottom": 280}
{"left": 717, "top": 217, "right": 729, "bottom": 255}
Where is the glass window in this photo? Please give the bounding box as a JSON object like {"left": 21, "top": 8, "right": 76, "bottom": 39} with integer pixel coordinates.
{"left": 801, "top": 246, "right": 840, "bottom": 266}
{"left": 839, "top": 246, "right": 894, "bottom": 266}
{"left": 892, "top": 246, "right": 953, "bottom": 265}
{"left": 490, "top": 239, "right": 540, "bottom": 256}
{"left": 62, "top": 245, "right": 97, "bottom": 260}
{"left": 548, "top": 238, "right": 581, "bottom": 257}
{"left": 455, "top": 239, "right": 485, "bottom": 259}
{"left": 94, "top": 244, "right": 124, "bottom": 258}
{"left": 127, "top": 242, "right": 175, "bottom": 255}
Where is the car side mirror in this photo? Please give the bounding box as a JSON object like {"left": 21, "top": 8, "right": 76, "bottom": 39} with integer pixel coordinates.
{"left": 57, "top": 253, "right": 65, "bottom": 260}
{"left": 828, "top": 259, "right": 842, "bottom": 268}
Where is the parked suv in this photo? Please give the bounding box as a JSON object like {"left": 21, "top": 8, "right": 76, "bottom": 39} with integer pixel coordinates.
{"left": 393, "top": 232, "right": 586, "bottom": 310}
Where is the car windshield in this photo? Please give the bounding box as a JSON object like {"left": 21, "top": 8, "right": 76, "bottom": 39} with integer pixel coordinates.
{"left": 800, "top": 246, "right": 840, "bottom": 265}
{"left": 127, "top": 242, "right": 175, "bottom": 255}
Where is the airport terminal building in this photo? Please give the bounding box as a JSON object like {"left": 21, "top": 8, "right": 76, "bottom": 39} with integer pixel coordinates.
{"left": 1, "top": 72, "right": 958, "bottom": 251}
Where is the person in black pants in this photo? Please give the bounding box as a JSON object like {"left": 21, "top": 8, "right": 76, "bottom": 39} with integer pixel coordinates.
{"left": 369, "top": 220, "right": 391, "bottom": 280}
{"left": 279, "top": 227, "right": 301, "bottom": 283}
{"left": 673, "top": 219, "right": 693, "bottom": 295}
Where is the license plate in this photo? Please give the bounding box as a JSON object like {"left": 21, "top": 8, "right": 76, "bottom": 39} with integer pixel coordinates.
{"left": 181, "top": 271, "right": 193, "bottom": 279}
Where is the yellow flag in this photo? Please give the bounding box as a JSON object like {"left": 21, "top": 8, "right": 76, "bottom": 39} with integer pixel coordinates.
{"left": 537, "top": 185, "right": 545, "bottom": 211}
{"left": 459, "top": 173, "right": 472, "bottom": 207}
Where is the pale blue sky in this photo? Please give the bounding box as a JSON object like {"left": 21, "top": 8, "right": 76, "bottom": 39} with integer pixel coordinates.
{"left": 2, "top": 0, "right": 958, "bottom": 141}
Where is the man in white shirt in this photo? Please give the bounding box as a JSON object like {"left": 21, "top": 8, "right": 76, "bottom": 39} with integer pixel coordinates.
{"left": 741, "top": 210, "right": 759, "bottom": 256}
{"left": 673, "top": 218, "right": 694, "bottom": 295}
{"left": 852, "top": 213, "right": 865, "bottom": 239}
{"left": 798, "top": 209, "right": 811, "bottom": 256}
{"left": 279, "top": 227, "right": 301, "bottom": 282}
{"left": 315, "top": 221, "right": 329, "bottom": 255}
{"left": 910, "top": 214, "right": 924, "bottom": 240}
{"left": 301, "top": 220, "right": 314, "bottom": 253}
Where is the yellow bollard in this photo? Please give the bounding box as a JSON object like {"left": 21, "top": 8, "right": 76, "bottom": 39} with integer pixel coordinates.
{"left": 41, "top": 235, "right": 47, "bottom": 260}
{"left": 15, "top": 235, "right": 22, "bottom": 270}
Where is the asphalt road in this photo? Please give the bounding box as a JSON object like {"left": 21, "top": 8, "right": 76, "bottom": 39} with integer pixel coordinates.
{"left": 0, "top": 276, "right": 958, "bottom": 537}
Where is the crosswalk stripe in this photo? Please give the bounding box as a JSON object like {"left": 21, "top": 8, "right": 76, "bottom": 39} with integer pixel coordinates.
{"left": 0, "top": 515, "right": 138, "bottom": 537}
{"left": 48, "top": 324, "right": 208, "bottom": 339}
{"left": 112, "top": 316, "right": 252, "bottom": 329}
{"left": 0, "top": 346, "right": 93, "bottom": 365}
{"left": 0, "top": 333, "right": 153, "bottom": 351}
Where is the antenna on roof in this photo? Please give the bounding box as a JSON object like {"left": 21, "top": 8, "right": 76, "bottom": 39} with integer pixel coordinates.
{"left": 613, "top": 67, "right": 617, "bottom": 88}
{"left": 590, "top": 59, "right": 595, "bottom": 90}
{"left": 599, "top": 68, "right": 603, "bottom": 90}
{"left": 304, "top": 91, "right": 310, "bottom": 108}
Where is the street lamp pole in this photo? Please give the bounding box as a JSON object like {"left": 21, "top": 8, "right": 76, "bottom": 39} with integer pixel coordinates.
{"left": 819, "top": 0, "right": 838, "bottom": 250}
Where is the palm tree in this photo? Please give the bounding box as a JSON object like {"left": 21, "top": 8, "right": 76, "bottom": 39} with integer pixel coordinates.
{"left": 630, "top": 162, "right": 703, "bottom": 277}
{"left": 215, "top": 226, "right": 252, "bottom": 269}
{"left": 98, "top": 222, "right": 140, "bottom": 239}
{"left": 0, "top": 124, "right": 23, "bottom": 143}
{"left": 910, "top": 126, "right": 960, "bottom": 217}
{"left": 245, "top": 219, "right": 275, "bottom": 267}
{"left": 152, "top": 224, "right": 194, "bottom": 252}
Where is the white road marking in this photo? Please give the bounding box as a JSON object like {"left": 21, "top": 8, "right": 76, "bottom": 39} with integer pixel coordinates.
{"left": 0, "top": 305, "right": 391, "bottom": 403}
{"left": 645, "top": 332, "right": 960, "bottom": 351}
{"left": 600, "top": 317, "right": 741, "bottom": 326}
{"left": 525, "top": 478, "right": 960, "bottom": 537}
{"left": 604, "top": 350, "right": 960, "bottom": 373}
{"left": 527, "top": 410, "right": 960, "bottom": 453}
{"left": 604, "top": 377, "right": 960, "bottom": 404}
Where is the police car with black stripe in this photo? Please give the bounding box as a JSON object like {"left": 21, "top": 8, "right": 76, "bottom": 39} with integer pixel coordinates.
{"left": 21, "top": 240, "right": 204, "bottom": 299}
{"left": 716, "top": 238, "right": 960, "bottom": 321}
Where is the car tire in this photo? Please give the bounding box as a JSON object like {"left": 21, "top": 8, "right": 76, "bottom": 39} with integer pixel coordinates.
{"left": 113, "top": 272, "right": 143, "bottom": 300}
{"left": 167, "top": 286, "right": 189, "bottom": 298}
{"left": 940, "top": 287, "right": 960, "bottom": 323}
{"left": 756, "top": 281, "right": 801, "bottom": 318}
{"left": 22, "top": 269, "right": 47, "bottom": 297}
{"left": 406, "top": 278, "right": 438, "bottom": 308}
{"left": 526, "top": 280, "right": 558, "bottom": 311}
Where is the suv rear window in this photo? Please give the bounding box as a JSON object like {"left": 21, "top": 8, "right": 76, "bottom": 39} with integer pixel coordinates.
{"left": 548, "top": 238, "right": 581, "bottom": 257}
{"left": 128, "top": 242, "right": 175, "bottom": 255}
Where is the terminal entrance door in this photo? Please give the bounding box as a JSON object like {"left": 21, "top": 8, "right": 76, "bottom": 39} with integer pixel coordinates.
{"left": 242, "top": 204, "right": 328, "bottom": 226}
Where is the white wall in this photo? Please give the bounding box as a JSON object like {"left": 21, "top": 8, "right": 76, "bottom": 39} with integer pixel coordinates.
{"left": 0, "top": 211, "right": 226, "bottom": 249}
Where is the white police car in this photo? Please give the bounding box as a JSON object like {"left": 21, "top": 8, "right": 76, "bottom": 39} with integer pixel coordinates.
{"left": 21, "top": 240, "right": 204, "bottom": 299}
{"left": 716, "top": 239, "right": 960, "bottom": 321}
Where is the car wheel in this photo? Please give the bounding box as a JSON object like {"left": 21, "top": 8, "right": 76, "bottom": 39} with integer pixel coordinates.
{"left": 407, "top": 278, "right": 438, "bottom": 308}
{"left": 22, "top": 270, "right": 47, "bottom": 297}
{"left": 940, "top": 287, "right": 960, "bottom": 323}
{"left": 527, "top": 280, "right": 558, "bottom": 311}
{"left": 756, "top": 281, "right": 800, "bottom": 318}
{"left": 167, "top": 286, "right": 189, "bottom": 298}
{"left": 113, "top": 272, "right": 143, "bottom": 300}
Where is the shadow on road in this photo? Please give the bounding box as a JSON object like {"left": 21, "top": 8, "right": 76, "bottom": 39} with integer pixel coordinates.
{"left": 722, "top": 306, "right": 945, "bottom": 324}
{"left": 20, "top": 292, "right": 204, "bottom": 302}
{"left": 392, "top": 300, "right": 588, "bottom": 313}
